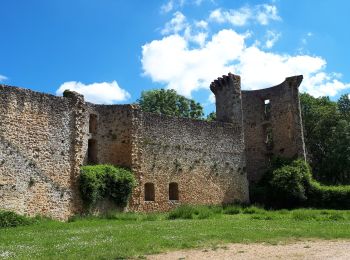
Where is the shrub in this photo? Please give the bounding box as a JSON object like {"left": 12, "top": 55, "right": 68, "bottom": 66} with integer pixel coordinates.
{"left": 194, "top": 206, "right": 214, "bottom": 219}
{"left": 223, "top": 205, "right": 241, "bottom": 215}
{"left": 167, "top": 205, "right": 195, "bottom": 220}
{"left": 167, "top": 205, "right": 216, "bottom": 220}
{"left": 242, "top": 206, "right": 266, "bottom": 215}
{"left": 268, "top": 165, "right": 308, "bottom": 208}
{"left": 306, "top": 181, "right": 350, "bottom": 209}
{"left": 79, "top": 165, "right": 136, "bottom": 209}
{"left": 252, "top": 158, "right": 350, "bottom": 210}
{"left": 0, "top": 211, "right": 33, "bottom": 228}
{"left": 291, "top": 209, "right": 319, "bottom": 221}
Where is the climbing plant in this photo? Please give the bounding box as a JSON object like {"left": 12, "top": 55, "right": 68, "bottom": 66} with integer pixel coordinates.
{"left": 79, "top": 165, "right": 136, "bottom": 209}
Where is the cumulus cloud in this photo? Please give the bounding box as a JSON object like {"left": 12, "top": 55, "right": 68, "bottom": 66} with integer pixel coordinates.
{"left": 235, "top": 46, "right": 347, "bottom": 97}
{"left": 142, "top": 29, "right": 246, "bottom": 97}
{"left": 161, "top": 0, "right": 176, "bottom": 13}
{"left": 209, "top": 4, "right": 280, "bottom": 26}
{"left": 256, "top": 4, "right": 280, "bottom": 25}
{"left": 143, "top": 3, "right": 349, "bottom": 99}
{"left": 0, "top": 75, "right": 8, "bottom": 82}
{"left": 160, "top": 0, "right": 207, "bottom": 13}
{"left": 195, "top": 20, "right": 208, "bottom": 29}
{"left": 56, "top": 81, "right": 130, "bottom": 104}
{"left": 161, "top": 11, "right": 188, "bottom": 35}
{"left": 264, "top": 30, "right": 281, "bottom": 49}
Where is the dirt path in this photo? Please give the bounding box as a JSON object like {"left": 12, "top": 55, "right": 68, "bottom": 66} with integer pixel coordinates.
{"left": 147, "top": 240, "right": 350, "bottom": 259}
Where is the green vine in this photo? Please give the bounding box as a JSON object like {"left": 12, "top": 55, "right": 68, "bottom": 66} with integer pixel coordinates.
{"left": 79, "top": 165, "right": 137, "bottom": 210}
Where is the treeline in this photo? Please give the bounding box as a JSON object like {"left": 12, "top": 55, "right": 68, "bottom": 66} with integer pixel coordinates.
{"left": 300, "top": 93, "right": 350, "bottom": 185}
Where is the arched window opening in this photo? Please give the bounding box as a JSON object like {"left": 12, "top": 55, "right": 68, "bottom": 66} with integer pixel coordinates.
{"left": 144, "top": 183, "right": 155, "bottom": 201}
{"left": 169, "top": 182, "right": 179, "bottom": 201}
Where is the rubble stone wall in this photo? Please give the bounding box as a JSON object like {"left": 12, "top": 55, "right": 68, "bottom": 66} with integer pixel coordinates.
{"left": 85, "top": 104, "right": 134, "bottom": 168}
{"left": 0, "top": 85, "right": 85, "bottom": 220}
{"left": 0, "top": 73, "right": 306, "bottom": 219}
{"left": 128, "top": 112, "right": 249, "bottom": 212}
{"left": 242, "top": 76, "right": 306, "bottom": 183}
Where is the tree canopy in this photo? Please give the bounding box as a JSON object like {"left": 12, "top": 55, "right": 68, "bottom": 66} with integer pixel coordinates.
{"left": 137, "top": 89, "right": 204, "bottom": 119}
{"left": 300, "top": 93, "right": 350, "bottom": 185}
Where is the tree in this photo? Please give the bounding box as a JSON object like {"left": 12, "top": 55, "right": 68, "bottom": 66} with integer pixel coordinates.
{"left": 137, "top": 89, "right": 204, "bottom": 119}
{"left": 206, "top": 112, "right": 216, "bottom": 122}
{"left": 300, "top": 93, "right": 350, "bottom": 184}
{"left": 338, "top": 94, "right": 350, "bottom": 120}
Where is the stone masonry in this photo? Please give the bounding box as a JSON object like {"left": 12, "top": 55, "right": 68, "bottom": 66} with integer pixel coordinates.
{"left": 0, "top": 74, "right": 305, "bottom": 220}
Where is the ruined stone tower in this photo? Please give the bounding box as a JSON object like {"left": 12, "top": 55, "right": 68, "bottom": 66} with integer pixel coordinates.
{"left": 210, "top": 73, "right": 243, "bottom": 124}
{"left": 210, "top": 73, "right": 306, "bottom": 184}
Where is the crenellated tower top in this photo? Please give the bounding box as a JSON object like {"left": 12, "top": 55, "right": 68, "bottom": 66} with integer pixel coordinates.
{"left": 210, "top": 73, "right": 243, "bottom": 124}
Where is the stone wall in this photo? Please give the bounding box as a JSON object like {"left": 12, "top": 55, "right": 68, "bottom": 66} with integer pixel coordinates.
{"left": 0, "top": 85, "right": 85, "bottom": 220}
{"left": 0, "top": 73, "right": 305, "bottom": 219}
{"left": 128, "top": 112, "right": 249, "bottom": 212}
{"left": 84, "top": 104, "right": 134, "bottom": 168}
{"left": 241, "top": 76, "right": 306, "bottom": 183}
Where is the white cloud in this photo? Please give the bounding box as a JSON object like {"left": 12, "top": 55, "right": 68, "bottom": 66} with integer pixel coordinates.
{"left": 161, "top": 1, "right": 175, "bottom": 13}
{"left": 209, "top": 7, "right": 251, "bottom": 26}
{"left": 145, "top": 2, "right": 349, "bottom": 99}
{"left": 256, "top": 4, "right": 280, "bottom": 25}
{"left": 142, "top": 26, "right": 350, "bottom": 98}
{"left": 142, "top": 29, "right": 246, "bottom": 97}
{"left": 0, "top": 75, "right": 8, "bottom": 82}
{"left": 56, "top": 81, "right": 130, "bottom": 104}
{"left": 264, "top": 30, "right": 281, "bottom": 49}
{"left": 195, "top": 20, "right": 208, "bottom": 29}
{"left": 209, "top": 4, "right": 280, "bottom": 26}
{"left": 161, "top": 11, "right": 187, "bottom": 35}
{"left": 161, "top": 0, "right": 186, "bottom": 13}
{"left": 160, "top": 0, "right": 207, "bottom": 13}
{"left": 209, "top": 9, "right": 224, "bottom": 23}
{"left": 161, "top": 12, "right": 209, "bottom": 47}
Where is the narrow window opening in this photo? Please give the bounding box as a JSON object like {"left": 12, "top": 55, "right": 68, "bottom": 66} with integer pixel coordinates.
{"left": 89, "top": 114, "right": 98, "bottom": 134}
{"left": 88, "top": 139, "right": 98, "bottom": 164}
{"left": 144, "top": 183, "right": 155, "bottom": 201}
{"left": 169, "top": 182, "right": 179, "bottom": 201}
{"left": 265, "top": 126, "right": 273, "bottom": 151}
{"left": 264, "top": 99, "right": 271, "bottom": 120}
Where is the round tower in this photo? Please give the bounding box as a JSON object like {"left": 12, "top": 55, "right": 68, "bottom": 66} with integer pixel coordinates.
{"left": 210, "top": 73, "right": 243, "bottom": 124}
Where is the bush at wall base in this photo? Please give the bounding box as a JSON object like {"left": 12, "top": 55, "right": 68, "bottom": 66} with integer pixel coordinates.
{"left": 79, "top": 165, "right": 137, "bottom": 210}
{"left": 0, "top": 211, "right": 34, "bottom": 228}
{"left": 252, "top": 158, "right": 350, "bottom": 210}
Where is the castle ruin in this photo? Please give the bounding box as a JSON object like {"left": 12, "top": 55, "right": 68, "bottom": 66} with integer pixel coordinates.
{"left": 0, "top": 73, "right": 306, "bottom": 220}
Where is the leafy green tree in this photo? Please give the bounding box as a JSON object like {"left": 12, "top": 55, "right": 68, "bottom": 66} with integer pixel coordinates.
{"left": 300, "top": 93, "right": 350, "bottom": 184}
{"left": 137, "top": 89, "right": 204, "bottom": 119}
{"left": 338, "top": 94, "right": 350, "bottom": 120}
{"left": 206, "top": 112, "right": 216, "bottom": 122}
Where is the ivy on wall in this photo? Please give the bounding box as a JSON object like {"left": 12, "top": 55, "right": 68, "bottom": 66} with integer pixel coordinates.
{"left": 79, "top": 165, "right": 137, "bottom": 209}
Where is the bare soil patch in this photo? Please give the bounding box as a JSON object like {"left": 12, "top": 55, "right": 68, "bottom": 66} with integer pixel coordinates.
{"left": 148, "top": 240, "right": 350, "bottom": 260}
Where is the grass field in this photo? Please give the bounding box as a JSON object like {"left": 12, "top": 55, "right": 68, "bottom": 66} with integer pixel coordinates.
{"left": 1, "top": 206, "right": 350, "bottom": 259}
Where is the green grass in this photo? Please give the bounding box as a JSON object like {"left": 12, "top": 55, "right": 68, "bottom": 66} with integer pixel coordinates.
{"left": 1, "top": 207, "right": 350, "bottom": 259}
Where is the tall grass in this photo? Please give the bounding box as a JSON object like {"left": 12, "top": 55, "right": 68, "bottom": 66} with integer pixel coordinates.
{"left": 0, "top": 210, "right": 35, "bottom": 228}
{"left": 1, "top": 207, "right": 350, "bottom": 259}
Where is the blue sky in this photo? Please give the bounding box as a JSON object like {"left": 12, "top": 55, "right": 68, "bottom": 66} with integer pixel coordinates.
{"left": 1, "top": 0, "right": 349, "bottom": 114}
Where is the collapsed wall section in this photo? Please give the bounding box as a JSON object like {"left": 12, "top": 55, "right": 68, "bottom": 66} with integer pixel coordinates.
{"left": 128, "top": 112, "right": 249, "bottom": 212}
{"left": 242, "top": 76, "right": 306, "bottom": 183}
{"left": 84, "top": 104, "right": 134, "bottom": 168}
{"left": 0, "top": 85, "right": 85, "bottom": 220}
